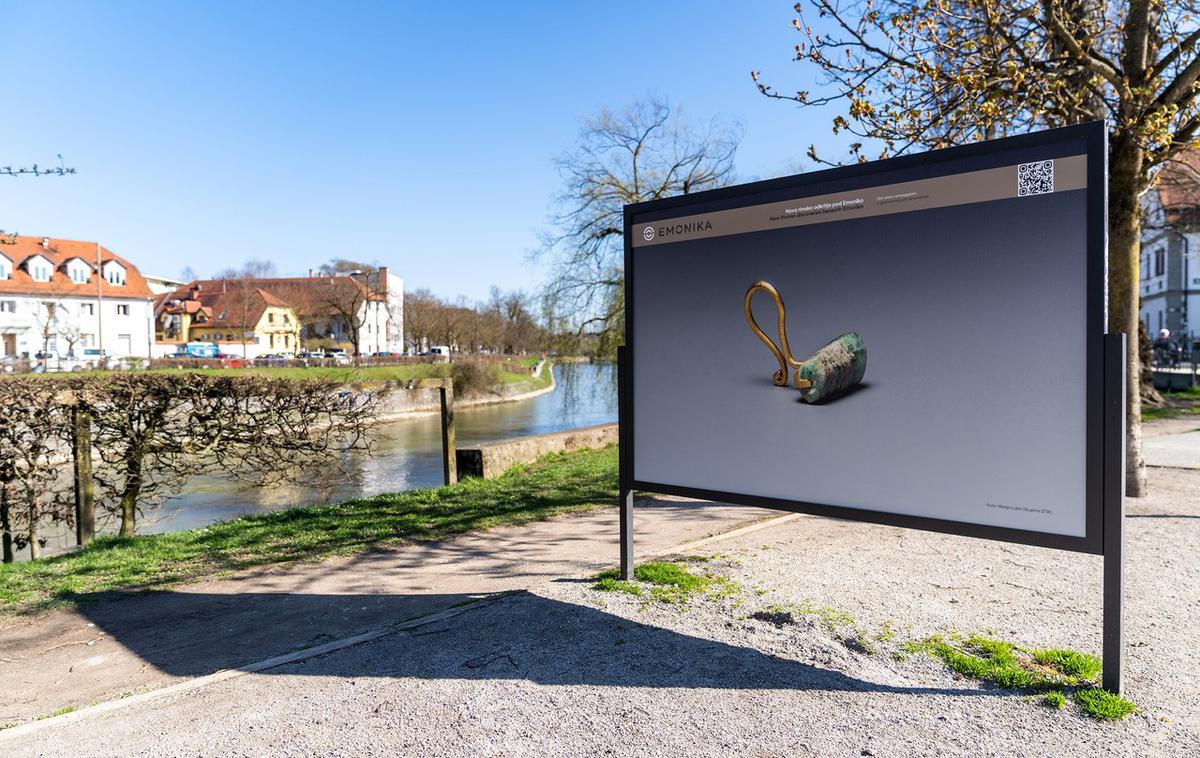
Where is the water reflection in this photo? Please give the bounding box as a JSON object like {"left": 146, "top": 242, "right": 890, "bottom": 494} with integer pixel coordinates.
{"left": 41, "top": 362, "right": 616, "bottom": 551}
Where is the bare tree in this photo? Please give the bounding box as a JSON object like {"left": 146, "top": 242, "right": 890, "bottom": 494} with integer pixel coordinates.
{"left": 404, "top": 288, "right": 441, "bottom": 353}
{"left": 538, "top": 97, "right": 742, "bottom": 356}
{"left": 82, "top": 373, "right": 377, "bottom": 537}
{"left": 752, "top": 0, "right": 1200, "bottom": 496}
{"left": 213, "top": 260, "right": 279, "bottom": 357}
{"left": 0, "top": 379, "right": 72, "bottom": 561}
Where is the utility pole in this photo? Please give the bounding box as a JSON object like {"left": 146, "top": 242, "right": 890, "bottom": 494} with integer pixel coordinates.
{"left": 95, "top": 242, "right": 104, "bottom": 358}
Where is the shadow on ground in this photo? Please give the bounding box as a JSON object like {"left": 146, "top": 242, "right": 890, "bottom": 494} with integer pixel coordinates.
{"left": 74, "top": 589, "right": 997, "bottom": 698}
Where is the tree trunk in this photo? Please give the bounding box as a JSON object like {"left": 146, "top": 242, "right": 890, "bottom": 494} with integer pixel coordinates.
{"left": 1109, "top": 135, "right": 1147, "bottom": 497}
{"left": 1, "top": 481, "right": 13, "bottom": 564}
{"left": 119, "top": 453, "right": 143, "bottom": 538}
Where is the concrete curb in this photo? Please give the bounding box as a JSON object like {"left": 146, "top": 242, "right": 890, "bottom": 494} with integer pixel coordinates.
{"left": 0, "top": 507, "right": 798, "bottom": 741}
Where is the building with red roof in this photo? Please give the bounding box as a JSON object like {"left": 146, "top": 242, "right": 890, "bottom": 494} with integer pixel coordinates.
{"left": 155, "top": 272, "right": 392, "bottom": 356}
{"left": 0, "top": 235, "right": 156, "bottom": 359}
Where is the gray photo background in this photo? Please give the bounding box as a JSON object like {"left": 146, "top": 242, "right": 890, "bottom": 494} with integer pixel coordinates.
{"left": 632, "top": 191, "right": 1089, "bottom": 537}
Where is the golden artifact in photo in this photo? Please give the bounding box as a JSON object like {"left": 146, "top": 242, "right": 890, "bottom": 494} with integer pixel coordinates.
{"left": 743, "top": 280, "right": 867, "bottom": 403}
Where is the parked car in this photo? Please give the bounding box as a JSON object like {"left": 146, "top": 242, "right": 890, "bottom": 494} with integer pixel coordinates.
{"left": 33, "top": 351, "right": 85, "bottom": 372}
{"left": 178, "top": 341, "right": 219, "bottom": 359}
{"left": 373, "top": 351, "right": 399, "bottom": 358}
{"left": 81, "top": 348, "right": 118, "bottom": 370}
{"left": 326, "top": 348, "right": 352, "bottom": 366}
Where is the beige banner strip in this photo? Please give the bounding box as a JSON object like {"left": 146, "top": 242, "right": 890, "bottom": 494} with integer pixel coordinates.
{"left": 632, "top": 154, "right": 1087, "bottom": 248}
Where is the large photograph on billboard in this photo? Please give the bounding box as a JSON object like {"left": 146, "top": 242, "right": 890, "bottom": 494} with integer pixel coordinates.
{"left": 626, "top": 124, "right": 1105, "bottom": 549}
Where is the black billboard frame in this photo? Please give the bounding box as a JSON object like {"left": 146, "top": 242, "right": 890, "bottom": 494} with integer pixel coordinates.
{"left": 618, "top": 122, "right": 1125, "bottom": 693}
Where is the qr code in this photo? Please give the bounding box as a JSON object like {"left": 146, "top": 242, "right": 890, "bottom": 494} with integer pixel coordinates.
{"left": 1018, "top": 160, "right": 1054, "bottom": 196}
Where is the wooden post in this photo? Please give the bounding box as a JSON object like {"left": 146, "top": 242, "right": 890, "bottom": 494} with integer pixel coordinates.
{"left": 439, "top": 379, "right": 456, "bottom": 486}
{"left": 0, "top": 472, "right": 13, "bottom": 564}
{"left": 73, "top": 407, "right": 96, "bottom": 546}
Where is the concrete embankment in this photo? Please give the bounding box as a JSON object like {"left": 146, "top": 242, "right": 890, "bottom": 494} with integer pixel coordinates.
{"left": 455, "top": 422, "right": 617, "bottom": 480}
{"left": 371, "top": 359, "right": 555, "bottom": 422}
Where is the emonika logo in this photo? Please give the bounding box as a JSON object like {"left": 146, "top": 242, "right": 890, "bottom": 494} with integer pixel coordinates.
{"left": 646, "top": 219, "right": 713, "bottom": 241}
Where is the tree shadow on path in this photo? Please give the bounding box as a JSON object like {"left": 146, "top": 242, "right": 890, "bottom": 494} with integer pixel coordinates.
{"left": 77, "top": 589, "right": 1000, "bottom": 698}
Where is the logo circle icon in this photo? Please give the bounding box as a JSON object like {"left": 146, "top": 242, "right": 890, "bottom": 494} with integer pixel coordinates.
{"left": 642, "top": 226, "right": 655, "bottom": 241}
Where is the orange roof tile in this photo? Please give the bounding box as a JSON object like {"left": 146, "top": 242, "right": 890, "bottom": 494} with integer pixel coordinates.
{"left": 0, "top": 236, "right": 154, "bottom": 299}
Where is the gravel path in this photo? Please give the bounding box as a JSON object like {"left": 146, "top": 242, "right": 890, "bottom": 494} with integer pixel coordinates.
{"left": 3, "top": 419, "right": 1197, "bottom": 756}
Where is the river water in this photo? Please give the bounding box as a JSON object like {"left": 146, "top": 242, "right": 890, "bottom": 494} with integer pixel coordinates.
{"left": 34, "top": 362, "right": 616, "bottom": 555}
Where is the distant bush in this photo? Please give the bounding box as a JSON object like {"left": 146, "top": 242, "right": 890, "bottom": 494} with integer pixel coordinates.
{"left": 450, "top": 361, "right": 502, "bottom": 397}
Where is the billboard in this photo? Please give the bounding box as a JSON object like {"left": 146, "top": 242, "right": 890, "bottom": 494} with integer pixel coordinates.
{"left": 624, "top": 123, "right": 1108, "bottom": 554}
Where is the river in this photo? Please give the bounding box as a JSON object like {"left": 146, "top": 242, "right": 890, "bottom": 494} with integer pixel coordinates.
{"left": 32, "top": 362, "right": 616, "bottom": 556}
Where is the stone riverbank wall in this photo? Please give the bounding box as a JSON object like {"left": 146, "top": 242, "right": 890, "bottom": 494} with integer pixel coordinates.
{"left": 455, "top": 423, "right": 617, "bottom": 480}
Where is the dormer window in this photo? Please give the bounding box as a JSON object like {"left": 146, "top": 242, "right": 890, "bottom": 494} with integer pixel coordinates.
{"left": 26, "top": 255, "right": 53, "bottom": 282}
{"left": 0, "top": 257, "right": 9, "bottom": 280}
{"left": 103, "top": 260, "right": 126, "bottom": 286}
{"left": 66, "top": 259, "right": 91, "bottom": 284}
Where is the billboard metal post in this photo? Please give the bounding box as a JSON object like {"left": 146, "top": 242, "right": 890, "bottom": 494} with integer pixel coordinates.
{"left": 618, "top": 345, "right": 634, "bottom": 580}
{"left": 1103, "top": 332, "right": 1126, "bottom": 694}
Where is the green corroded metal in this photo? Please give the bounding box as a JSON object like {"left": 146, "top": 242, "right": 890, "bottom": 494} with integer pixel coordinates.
{"left": 795, "top": 332, "right": 867, "bottom": 403}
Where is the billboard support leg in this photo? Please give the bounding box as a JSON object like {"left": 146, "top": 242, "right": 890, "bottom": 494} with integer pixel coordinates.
{"left": 620, "top": 487, "right": 634, "bottom": 580}
{"left": 1103, "top": 333, "right": 1126, "bottom": 694}
{"left": 618, "top": 345, "right": 634, "bottom": 580}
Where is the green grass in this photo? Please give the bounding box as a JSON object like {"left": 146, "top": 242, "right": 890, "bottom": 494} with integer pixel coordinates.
{"left": 17, "top": 359, "right": 552, "bottom": 390}
{"left": 593, "top": 560, "right": 736, "bottom": 604}
{"left": 0, "top": 445, "right": 618, "bottom": 615}
{"left": 1075, "top": 688, "right": 1138, "bottom": 720}
{"left": 1143, "top": 385, "right": 1200, "bottom": 419}
{"left": 35, "top": 706, "right": 76, "bottom": 720}
{"left": 912, "top": 634, "right": 1137, "bottom": 720}
{"left": 1142, "top": 404, "right": 1200, "bottom": 420}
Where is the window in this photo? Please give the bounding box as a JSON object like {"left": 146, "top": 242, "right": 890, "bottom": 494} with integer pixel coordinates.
{"left": 1155, "top": 249, "right": 1165, "bottom": 277}
{"left": 81, "top": 303, "right": 95, "bottom": 316}
{"left": 105, "top": 264, "right": 126, "bottom": 286}
{"left": 82, "top": 334, "right": 96, "bottom": 347}
{"left": 0, "top": 300, "right": 15, "bottom": 313}
{"left": 70, "top": 266, "right": 89, "bottom": 284}
{"left": 31, "top": 262, "right": 51, "bottom": 281}
{"left": 116, "top": 304, "right": 130, "bottom": 316}
{"left": 268, "top": 312, "right": 275, "bottom": 323}
{"left": 0, "top": 261, "right": 9, "bottom": 280}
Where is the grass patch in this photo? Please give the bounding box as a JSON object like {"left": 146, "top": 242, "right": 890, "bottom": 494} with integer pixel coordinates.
{"left": 911, "top": 634, "right": 1136, "bottom": 720}
{"left": 924, "top": 635, "right": 1101, "bottom": 690}
{"left": 593, "top": 570, "right": 644, "bottom": 597}
{"left": 0, "top": 445, "right": 618, "bottom": 615}
{"left": 36, "top": 706, "right": 76, "bottom": 720}
{"left": 592, "top": 561, "right": 738, "bottom": 605}
{"left": 1043, "top": 690, "right": 1067, "bottom": 710}
{"left": 1143, "top": 385, "right": 1200, "bottom": 420}
{"left": 1075, "top": 688, "right": 1138, "bottom": 720}
{"left": 18, "top": 359, "right": 550, "bottom": 394}
{"left": 1032, "top": 648, "right": 1103, "bottom": 680}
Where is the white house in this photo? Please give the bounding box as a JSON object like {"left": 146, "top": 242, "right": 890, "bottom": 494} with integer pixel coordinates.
{"left": 0, "top": 236, "right": 157, "bottom": 359}
{"left": 1141, "top": 154, "right": 1200, "bottom": 347}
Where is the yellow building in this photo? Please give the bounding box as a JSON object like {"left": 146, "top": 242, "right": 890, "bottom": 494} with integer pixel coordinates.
{"left": 156, "top": 284, "right": 301, "bottom": 356}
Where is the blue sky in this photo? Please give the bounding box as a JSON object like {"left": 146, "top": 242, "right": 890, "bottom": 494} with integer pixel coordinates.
{"left": 0, "top": 1, "right": 841, "bottom": 301}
